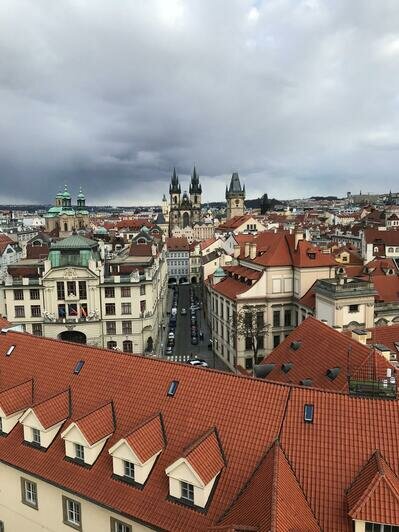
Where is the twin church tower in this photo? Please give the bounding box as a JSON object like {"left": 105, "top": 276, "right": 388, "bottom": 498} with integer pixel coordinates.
{"left": 162, "top": 167, "right": 245, "bottom": 233}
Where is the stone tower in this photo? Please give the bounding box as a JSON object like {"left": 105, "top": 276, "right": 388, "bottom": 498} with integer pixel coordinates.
{"left": 169, "top": 168, "right": 181, "bottom": 230}
{"left": 189, "top": 166, "right": 202, "bottom": 224}
{"left": 226, "top": 172, "right": 245, "bottom": 220}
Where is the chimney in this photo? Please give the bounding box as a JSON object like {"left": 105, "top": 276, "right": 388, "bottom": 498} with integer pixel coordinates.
{"left": 374, "top": 344, "right": 392, "bottom": 362}
{"left": 295, "top": 230, "right": 304, "bottom": 250}
{"left": 244, "top": 242, "right": 250, "bottom": 257}
{"left": 351, "top": 328, "right": 369, "bottom": 345}
{"left": 332, "top": 325, "right": 342, "bottom": 333}
{"left": 233, "top": 244, "right": 240, "bottom": 259}
{"left": 249, "top": 243, "right": 257, "bottom": 260}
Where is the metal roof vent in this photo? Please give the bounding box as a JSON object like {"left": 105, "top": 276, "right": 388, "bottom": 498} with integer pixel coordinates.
{"left": 300, "top": 378, "right": 312, "bottom": 387}
{"left": 6, "top": 345, "right": 15, "bottom": 356}
{"left": 281, "top": 363, "right": 293, "bottom": 374}
{"left": 326, "top": 367, "right": 340, "bottom": 381}
{"left": 254, "top": 364, "right": 275, "bottom": 378}
{"left": 290, "top": 341, "right": 301, "bottom": 351}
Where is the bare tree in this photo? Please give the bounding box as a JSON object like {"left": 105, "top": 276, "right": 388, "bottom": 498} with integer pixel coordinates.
{"left": 235, "top": 304, "right": 269, "bottom": 370}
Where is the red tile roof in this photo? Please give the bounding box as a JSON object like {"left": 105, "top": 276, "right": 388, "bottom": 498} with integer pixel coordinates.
{"left": 347, "top": 451, "right": 399, "bottom": 525}
{"left": 262, "top": 317, "right": 393, "bottom": 392}
{"left": 365, "top": 324, "right": 399, "bottom": 354}
{"left": 218, "top": 215, "right": 253, "bottom": 230}
{"left": 74, "top": 402, "right": 115, "bottom": 446}
{"left": 216, "top": 440, "right": 320, "bottom": 531}
{"left": 2, "top": 331, "right": 399, "bottom": 530}
{"left": 0, "top": 380, "right": 33, "bottom": 416}
{"left": 166, "top": 236, "right": 190, "bottom": 251}
{"left": 128, "top": 243, "right": 152, "bottom": 257}
{"left": 200, "top": 237, "right": 217, "bottom": 251}
{"left": 364, "top": 228, "right": 399, "bottom": 246}
{"left": 211, "top": 277, "right": 253, "bottom": 300}
{"left": 125, "top": 413, "right": 165, "bottom": 463}
{"left": 223, "top": 265, "right": 262, "bottom": 281}
{"left": 183, "top": 429, "right": 225, "bottom": 486}
{"left": 0, "top": 316, "right": 11, "bottom": 329}
{"left": 33, "top": 389, "right": 70, "bottom": 429}
{"left": 372, "top": 275, "right": 399, "bottom": 302}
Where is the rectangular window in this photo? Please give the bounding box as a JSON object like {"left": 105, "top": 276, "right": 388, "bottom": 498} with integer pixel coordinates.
{"left": 31, "top": 305, "right": 41, "bottom": 317}
{"left": 257, "top": 335, "right": 264, "bottom": 350}
{"left": 32, "top": 428, "right": 41, "bottom": 445}
{"left": 122, "top": 321, "right": 132, "bottom": 335}
{"left": 57, "top": 281, "right": 65, "bottom": 300}
{"left": 63, "top": 496, "right": 81, "bottom": 530}
{"left": 68, "top": 304, "right": 78, "bottom": 317}
{"left": 180, "top": 481, "right": 194, "bottom": 503}
{"left": 256, "top": 311, "right": 264, "bottom": 329}
{"left": 21, "top": 478, "right": 38, "bottom": 509}
{"left": 78, "top": 281, "right": 87, "bottom": 300}
{"left": 13, "top": 289, "right": 24, "bottom": 300}
{"left": 273, "top": 310, "right": 280, "bottom": 327}
{"left": 273, "top": 334, "right": 280, "bottom": 348}
{"left": 140, "top": 284, "right": 146, "bottom": 296}
{"left": 140, "top": 300, "right": 146, "bottom": 313}
{"left": 245, "top": 336, "right": 252, "bottom": 351}
{"left": 75, "top": 443, "right": 85, "bottom": 461}
{"left": 66, "top": 281, "right": 76, "bottom": 296}
{"left": 121, "top": 303, "right": 131, "bottom": 315}
{"left": 32, "top": 323, "right": 43, "bottom": 336}
{"left": 245, "top": 357, "right": 253, "bottom": 370}
{"left": 30, "top": 289, "right": 40, "bottom": 300}
{"left": 106, "top": 321, "right": 116, "bottom": 335}
{"left": 349, "top": 304, "right": 359, "bottom": 313}
{"left": 121, "top": 287, "right": 131, "bottom": 298}
{"left": 110, "top": 518, "right": 132, "bottom": 532}
{"left": 58, "top": 304, "right": 66, "bottom": 318}
{"left": 272, "top": 278, "right": 281, "bottom": 293}
{"left": 105, "top": 287, "right": 115, "bottom": 298}
{"left": 304, "top": 404, "right": 314, "bottom": 423}
{"left": 105, "top": 303, "right": 116, "bottom": 316}
{"left": 14, "top": 306, "right": 25, "bottom": 318}
{"left": 123, "top": 460, "right": 135, "bottom": 479}
{"left": 284, "top": 309, "right": 292, "bottom": 327}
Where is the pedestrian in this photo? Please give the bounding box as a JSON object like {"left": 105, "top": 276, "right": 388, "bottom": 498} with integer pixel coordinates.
{"left": 200, "top": 330, "right": 204, "bottom": 341}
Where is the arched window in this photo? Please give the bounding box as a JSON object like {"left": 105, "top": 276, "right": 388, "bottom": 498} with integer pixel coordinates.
{"left": 347, "top": 321, "right": 361, "bottom": 330}
{"left": 107, "top": 341, "right": 117, "bottom": 349}
{"left": 375, "top": 318, "right": 388, "bottom": 327}
{"left": 388, "top": 247, "right": 394, "bottom": 253}
{"left": 123, "top": 340, "right": 133, "bottom": 353}
{"left": 392, "top": 316, "right": 399, "bottom": 323}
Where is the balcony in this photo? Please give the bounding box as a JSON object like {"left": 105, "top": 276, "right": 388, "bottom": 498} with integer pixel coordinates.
{"left": 314, "top": 278, "right": 376, "bottom": 300}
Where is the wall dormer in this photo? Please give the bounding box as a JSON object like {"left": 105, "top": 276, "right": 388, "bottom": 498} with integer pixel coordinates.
{"left": 108, "top": 413, "right": 165, "bottom": 486}
{"left": 165, "top": 429, "right": 225, "bottom": 508}
{"left": 19, "top": 389, "right": 70, "bottom": 449}
{"left": 0, "top": 379, "right": 33, "bottom": 435}
{"left": 61, "top": 402, "right": 115, "bottom": 466}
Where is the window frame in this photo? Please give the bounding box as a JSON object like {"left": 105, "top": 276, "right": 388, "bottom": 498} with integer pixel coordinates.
{"left": 21, "top": 477, "right": 38, "bottom": 509}
{"left": 123, "top": 460, "right": 135, "bottom": 480}
{"left": 180, "top": 481, "right": 194, "bottom": 503}
{"left": 74, "top": 443, "right": 85, "bottom": 462}
{"left": 110, "top": 517, "right": 132, "bottom": 532}
{"left": 62, "top": 496, "right": 82, "bottom": 531}
{"left": 31, "top": 427, "right": 41, "bottom": 446}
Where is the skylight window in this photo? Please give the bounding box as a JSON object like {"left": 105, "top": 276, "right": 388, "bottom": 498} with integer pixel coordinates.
{"left": 326, "top": 367, "right": 340, "bottom": 381}
{"left": 167, "top": 380, "right": 179, "bottom": 397}
{"left": 6, "top": 345, "right": 15, "bottom": 356}
{"left": 290, "top": 341, "right": 301, "bottom": 351}
{"left": 304, "top": 404, "right": 314, "bottom": 423}
{"left": 281, "top": 363, "right": 293, "bottom": 373}
{"left": 73, "top": 360, "right": 85, "bottom": 374}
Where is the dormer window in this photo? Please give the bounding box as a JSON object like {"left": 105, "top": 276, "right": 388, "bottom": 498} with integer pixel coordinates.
{"left": 181, "top": 481, "right": 194, "bottom": 503}
{"left": 123, "top": 460, "right": 135, "bottom": 480}
{"left": 75, "top": 443, "right": 85, "bottom": 462}
{"left": 32, "top": 428, "right": 41, "bottom": 446}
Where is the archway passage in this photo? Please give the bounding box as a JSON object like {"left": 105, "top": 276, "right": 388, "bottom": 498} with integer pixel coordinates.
{"left": 179, "top": 277, "right": 188, "bottom": 284}
{"left": 58, "top": 330, "right": 87, "bottom": 344}
{"left": 191, "top": 276, "right": 197, "bottom": 284}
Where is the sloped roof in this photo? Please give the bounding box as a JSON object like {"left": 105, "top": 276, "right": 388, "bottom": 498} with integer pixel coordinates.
{"left": 261, "top": 317, "right": 393, "bottom": 392}
{"left": 166, "top": 236, "right": 190, "bottom": 251}
{"left": 364, "top": 228, "right": 399, "bottom": 246}
{"left": 125, "top": 413, "right": 165, "bottom": 463}
{"left": 183, "top": 429, "right": 225, "bottom": 486}
{"left": 128, "top": 243, "right": 152, "bottom": 257}
{"left": 347, "top": 451, "right": 399, "bottom": 524}
{"left": 211, "top": 277, "right": 253, "bottom": 300}
{"left": 216, "top": 440, "right": 320, "bottom": 531}
{"left": 32, "top": 389, "right": 70, "bottom": 429}
{"left": 50, "top": 235, "right": 97, "bottom": 250}
{"left": 74, "top": 402, "right": 115, "bottom": 446}
{"left": 218, "top": 215, "right": 252, "bottom": 230}
{"left": 0, "top": 380, "right": 33, "bottom": 416}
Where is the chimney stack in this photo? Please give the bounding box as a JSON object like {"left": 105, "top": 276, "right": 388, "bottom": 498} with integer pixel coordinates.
{"left": 249, "top": 243, "right": 257, "bottom": 260}
{"left": 233, "top": 244, "right": 241, "bottom": 259}
{"left": 244, "top": 242, "right": 250, "bottom": 257}
{"left": 295, "top": 230, "right": 304, "bottom": 250}
{"left": 351, "top": 328, "right": 370, "bottom": 345}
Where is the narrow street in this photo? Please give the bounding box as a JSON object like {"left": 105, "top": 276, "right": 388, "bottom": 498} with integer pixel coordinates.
{"left": 165, "top": 284, "right": 231, "bottom": 372}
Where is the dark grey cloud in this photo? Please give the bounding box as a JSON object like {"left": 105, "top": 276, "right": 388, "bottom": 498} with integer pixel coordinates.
{"left": 1, "top": 0, "right": 399, "bottom": 204}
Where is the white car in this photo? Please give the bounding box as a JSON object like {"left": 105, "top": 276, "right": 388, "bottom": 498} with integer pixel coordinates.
{"left": 181, "top": 308, "right": 187, "bottom": 315}
{"left": 168, "top": 332, "right": 175, "bottom": 339}
{"left": 188, "top": 359, "right": 208, "bottom": 367}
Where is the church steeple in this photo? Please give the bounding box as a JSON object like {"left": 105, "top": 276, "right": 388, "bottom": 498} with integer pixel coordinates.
{"left": 169, "top": 168, "right": 181, "bottom": 194}
{"left": 189, "top": 166, "right": 202, "bottom": 194}
{"left": 226, "top": 172, "right": 245, "bottom": 220}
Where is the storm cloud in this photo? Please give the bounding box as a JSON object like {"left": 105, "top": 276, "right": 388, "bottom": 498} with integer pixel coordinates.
{"left": 1, "top": 0, "right": 399, "bottom": 204}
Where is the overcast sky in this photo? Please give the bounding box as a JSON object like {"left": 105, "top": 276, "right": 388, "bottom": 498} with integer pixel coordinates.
{"left": 1, "top": 0, "right": 399, "bottom": 205}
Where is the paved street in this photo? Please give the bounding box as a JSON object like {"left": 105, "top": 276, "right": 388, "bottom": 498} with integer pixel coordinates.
{"left": 164, "top": 284, "right": 231, "bottom": 372}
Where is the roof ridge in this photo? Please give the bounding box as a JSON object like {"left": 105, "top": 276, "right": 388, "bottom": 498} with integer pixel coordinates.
{"left": 32, "top": 387, "right": 70, "bottom": 409}
{"left": 73, "top": 400, "right": 114, "bottom": 424}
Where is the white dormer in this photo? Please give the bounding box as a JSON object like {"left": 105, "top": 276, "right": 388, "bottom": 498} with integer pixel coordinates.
{"left": 108, "top": 414, "right": 165, "bottom": 485}
{"left": 0, "top": 406, "right": 25, "bottom": 435}
{"left": 0, "top": 380, "right": 33, "bottom": 435}
{"left": 61, "top": 402, "right": 115, "bottom": 466}
{"left": 165, "top": 430, "right": 225, "bottom": 508}
{"left": 19, "top": 389, "right": 70, "bottom": 449}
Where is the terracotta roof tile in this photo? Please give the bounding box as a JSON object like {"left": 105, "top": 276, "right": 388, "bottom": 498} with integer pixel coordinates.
{"left": 125, "top": 413, "right": 165, "bottom": 463}
{"left": 0, "top": 379, "right": 33, "bottom": 416}
{"left": 75, "top": 402, "right": 115, "bottom": 446}
{"left": 33, "top": 389, "right": 70, "bottom": 429}
{"left": 183, "top": 430, "right": 225, "bottom": 485}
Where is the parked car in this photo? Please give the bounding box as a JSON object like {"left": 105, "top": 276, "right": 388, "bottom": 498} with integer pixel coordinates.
{"left": 168, "top": 332, "right": 175, "bottom": 339}
{"left": 188, "top": 359, "right": 208, "bottom": 367}
{"left": 167, "top": 338, "right": 175, "bottom": 347}
{"left": 165, "top": 346, "right": 173, "bottom": 356}
{"left": 181, "top": 308, "right": 187, "bottom": 315}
